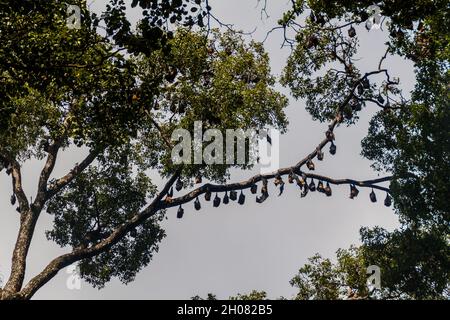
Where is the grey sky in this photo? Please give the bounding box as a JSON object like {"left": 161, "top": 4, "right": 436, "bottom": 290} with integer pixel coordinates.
{"left": 0, "top": 0, "right": 415, "bottom": 299}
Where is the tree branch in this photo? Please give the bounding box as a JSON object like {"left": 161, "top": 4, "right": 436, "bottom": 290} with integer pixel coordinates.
{"left": 9, "top": 159, "right": 29, "bottom": 212}
{"left": 34, "top": 143, "right": 61, "bottom": 209}
{"left": 1, "top": 157, "right": 34, "bottom": 297}
{"left": 157, "top": 173, "right": 392, "bottom": 210}
{"left": 45, "top": 148, "right": 100, "bottom": 201}
{"left": 18, "top": 169, "right": 182, "bottom": 300}
{"left": 149, "top": 116, "right": 174, "bottom": 149}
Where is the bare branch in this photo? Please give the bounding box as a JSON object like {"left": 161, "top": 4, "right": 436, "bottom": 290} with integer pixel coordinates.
{"left": 149, "top": 116, "right": 174, "bottom": 150}
{"left": 378, "top": 47, "right": 390, "bottom": 70}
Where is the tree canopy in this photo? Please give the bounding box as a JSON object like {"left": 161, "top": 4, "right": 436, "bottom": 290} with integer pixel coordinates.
{"left": 0, "top": 0, "right": 448, "bottom": 300}
{"left": 253, "top": 0, "right": 449, "bottom": 300}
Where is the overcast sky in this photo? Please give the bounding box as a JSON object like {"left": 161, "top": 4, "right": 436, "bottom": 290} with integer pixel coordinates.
{"left": 0, "top": 0, "right": 415, "bottom": 299}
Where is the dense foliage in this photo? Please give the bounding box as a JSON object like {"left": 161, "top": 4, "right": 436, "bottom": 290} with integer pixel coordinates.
{"left": 279, "top": 0, "right": 449, "bottom": 299}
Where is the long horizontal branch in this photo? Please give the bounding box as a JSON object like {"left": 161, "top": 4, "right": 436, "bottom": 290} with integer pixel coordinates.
{"left": 157, "top": 173, "right": 392, "bottom": 210}
{"left": 303, "top": 173, "right": 391, "bottom": 192}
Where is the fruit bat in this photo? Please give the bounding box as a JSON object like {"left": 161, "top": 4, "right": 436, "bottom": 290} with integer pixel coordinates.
{"left": 165, "top": 68, "right": 178, "bottom": 83}
{"left": 278, "top": 182, "right": 285, "bottom": 196}
{"left": 194, "top": 197, "right": 201, "bottom": 210}
{"left": 350, "top": 185, "right": 359, "bottom": 199}
{"left": 213, "top": 193, "right": 221, "bottom": 207}
{"left": 344, "top": 105, "right": 353, "bottom": 120}
{"left": 238, "top": 191, "right": 246, "bottom": 205}
{"left": 229, "top": 190, "right": 238, "bottom": 201}
{"left": 205, "top": 189, "right": 212, "bottom": 201}
{"left": 329, "top": 142, "right": 337, "bottom": 155}
{"left": 316, "top": 14, "right": 326, "bottom": 25}
{"left": 256, "top": 190, "right": 269, "bottom": 203}
{"left": 307, "top": 160, "right": 315, "bottom": 171}
{"left": 288, "top": 172, "right": 296, "bottom": 184}
{"left": 325, "top": 182, "right": 332, "bottom": 197}
{"left": 362, "top": 78, "right": 370, "bottom": 89}
{"left": 307, "top": 35, "right": 319, "bottom": 49}
{"left": 370, "top": 189, "right": 377, "bottom": 203}
{"left": 348, "top": 26, "right": 356, "bottom": 38}
{"left": 274, "top": 174, "right": 284, "bottom": 186}
{"left": 317, "top": 181, "right": 325, "bottom": 193}
{"left": 357, "top": 85, "right": 364, "bottom": 95}
{"left": 297, "top": 173, "right": 307, "bottom": 188}
{"left": 250, "top": 184, "right": 258, "bottom": 194}
{"left": 6, "top": 163, "right": 12, "bottom": 175}
{"left": 326, "top": 130, "right": 335, "bottom": 141}
{"left": 223, "top": 192, "right": 230, "bottom": 204}
{"left": 317, "top": 149, "right": 324, "bottom": 161}
{"left": 175, "top": 178, "right": 183, "bottom": 192}
{"left": 165, "top": 187, "right": 174, "bottom": 202}
{"left": 309, "top": 179, "right": 316, "bottom": 192}
{"left": 384, "top": 193, "right": 392, "bottom": 207}
{"left": 301, "top": 185, "right": 309, "bottom": 198}
{"left": 177, "top": 205, "right": 184, "bottom": 219}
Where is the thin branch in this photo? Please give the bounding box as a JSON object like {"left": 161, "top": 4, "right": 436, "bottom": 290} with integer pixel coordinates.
{"left": 378, "top": 47, "right": 390, "bottom": 70}
{"left": 149, "top": 116, "right": 174, "bottom": 149}
{"left": 45, "top": 148, "right": 101, "bottom": 201}
{"left": 257, "top": 0, "right": 270, "bottom": 20}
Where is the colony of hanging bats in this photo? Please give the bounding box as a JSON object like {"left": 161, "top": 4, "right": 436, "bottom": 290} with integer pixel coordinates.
{"left": 167, "top": 140, "right": 392, "bottom": 219}
{"left": 2, "top": 140, "right": 391, "bottom": 220}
